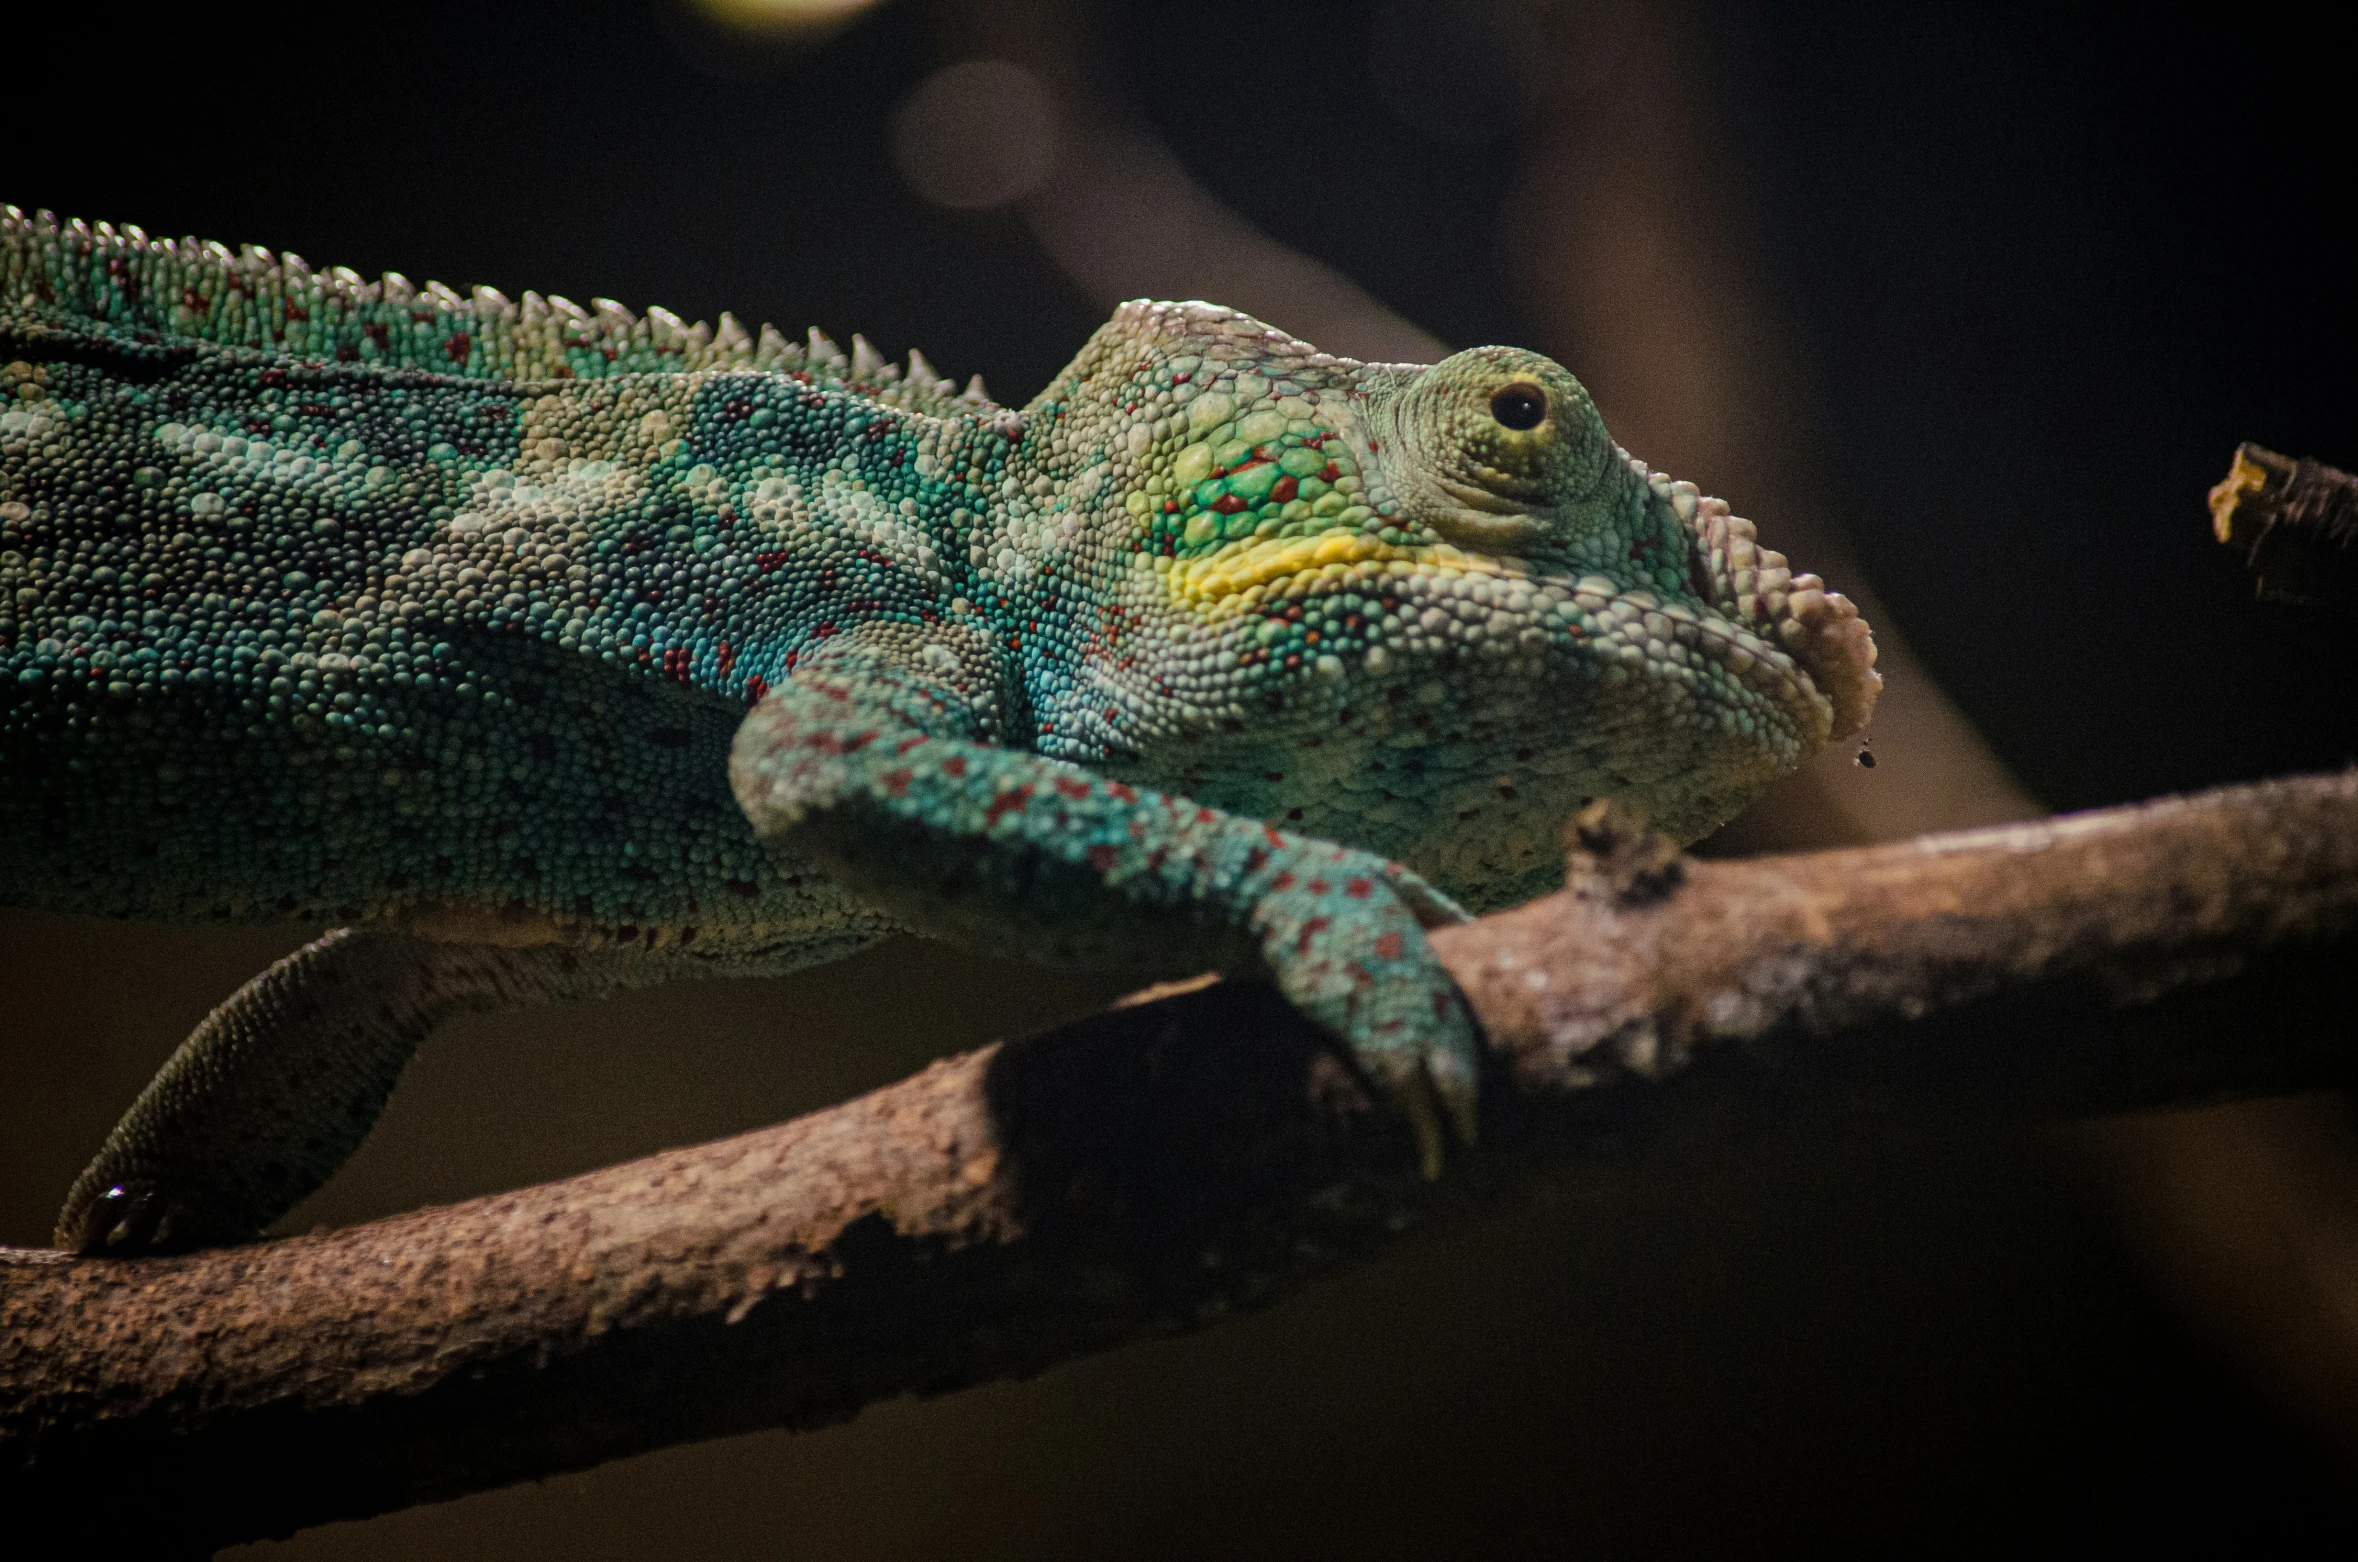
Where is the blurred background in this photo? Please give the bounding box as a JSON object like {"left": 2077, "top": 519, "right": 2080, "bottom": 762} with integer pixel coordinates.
{"left": 5, "top": 0, "right": 2357, "bottom": 1553}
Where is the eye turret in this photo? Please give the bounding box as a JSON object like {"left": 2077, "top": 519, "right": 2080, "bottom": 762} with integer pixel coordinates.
{"left": 1372, "top": 346, "right": 1619, "bottom": 560}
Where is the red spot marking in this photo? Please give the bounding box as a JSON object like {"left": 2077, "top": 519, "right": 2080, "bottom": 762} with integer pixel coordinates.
{"left": 1107, "top": 781, "right": 1137, "bottom": 803}
{"left": 1264, "top": 771, "right": 1285, "bottom": 783}
{"left": 1270, "top": 475, "right": 1298, "bottom": 504}
{"left": 881, "top": 769, "right": 912, "bottom": 797}
{"left": 1173, "top": 372, "right": 1191, "bottom": 383}
{"left": 816, "top": 622, "right": 838, "bottom": 638}
{"left": 1212, "top": 494, "right": 1247, "bottom": 514}
{"left": 1264, "top": 826, "right": 1287, "bottom": 848}
{"left": 943, "top": 755, "right": 969, "bottom": 778}
{"left": 1307, "top": 879, "right": 1330, "bottom": 895}
{"left": 1272, "top": 871, "right": 1297, "bottom": 891}
{"left": 661, "top": 647, "right": 693, "bottom": 682}
{"left": 1086, "top": 844, "right": 1119, "bottom": 873}
{"left": 1372, "top": 930, "right": 1405, "bottom": 960}
{"left": 1244, "top": 846, "right": 1270, "bottom": 875}
{"left": 1163, "top": 499, "right": 1180, "bottom": 513}
{"left": 755, "top": 551, "right": 788, "bottom": 573}
{"left": 1295, "top": 915, "right": 1332, "bottom": 954}
{"left": 1055, "top": 777, "right": 1092, "bottom": 800}
{"left": 446, "top": 332, "right": 472, "bottom": 365}
{"left": 745, "top": 675, "right": 769, "bottom": 703}
{"left": 716, "top": 642, "right": 737, "bottom": 676}
{"left": 1345, "top": 877, "right": 1374, "bottom": 899}
{"left": 1629, "top": 538, "right": 1646, "bottom": 561}
{"left": 895, "top": 734, "right": 929, "bottom": 754}
{"left": 1367, "top": 440, "right": 1380, "bottom": 452}
{"left": 984, "top": 785, "right": 1035, "bottom": 827}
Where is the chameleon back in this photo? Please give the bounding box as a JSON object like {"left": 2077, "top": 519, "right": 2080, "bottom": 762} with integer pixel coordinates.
{"left": 0, "top": 207, "right": 984, "bottom": 958}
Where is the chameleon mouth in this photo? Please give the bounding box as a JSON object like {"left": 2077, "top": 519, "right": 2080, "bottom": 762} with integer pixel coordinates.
{"left": 1159, "top": 492, "right": 1880, "bottom": 753}
{"left": 1161, "top": 529, "right": 1522, "bottom": 610}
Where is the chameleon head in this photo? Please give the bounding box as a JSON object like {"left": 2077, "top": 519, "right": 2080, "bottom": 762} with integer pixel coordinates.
{"left": 1032, "top": 302, "right": 1881, "bottom": 906}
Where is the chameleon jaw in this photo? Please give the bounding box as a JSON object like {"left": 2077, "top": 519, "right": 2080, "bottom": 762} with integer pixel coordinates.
{"left": 1159, "top": 504, "right": 1878, "bottom": 756}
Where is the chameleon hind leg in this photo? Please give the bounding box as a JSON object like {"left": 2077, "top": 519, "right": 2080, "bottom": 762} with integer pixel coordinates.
{"left": 56, "top": 928, "right": 629, "bottom": 1255}
{"left": 729, "top": 624, "right": 1482, "bottom": 1175}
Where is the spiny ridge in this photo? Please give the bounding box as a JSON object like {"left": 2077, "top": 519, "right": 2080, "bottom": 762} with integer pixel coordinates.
{"left": 0, "top": 206, "right": 993, "bottom": 416}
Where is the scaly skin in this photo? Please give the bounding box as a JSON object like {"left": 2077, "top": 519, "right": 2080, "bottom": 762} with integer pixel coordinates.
{"left": 0, "top": 207, "right": 1878, "bottom": 1252}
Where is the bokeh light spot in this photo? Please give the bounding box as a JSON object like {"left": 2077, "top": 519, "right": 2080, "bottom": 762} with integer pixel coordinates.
{"left": 891, "top": 59, "right": 1060, "bottom": 212}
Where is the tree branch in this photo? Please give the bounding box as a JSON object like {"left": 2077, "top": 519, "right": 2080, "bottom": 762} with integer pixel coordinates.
{"left": 7, "top": 774, "right": 2358, "bottom": 1550}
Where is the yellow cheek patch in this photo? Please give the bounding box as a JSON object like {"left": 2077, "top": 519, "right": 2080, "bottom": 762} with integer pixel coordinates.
{"left": 1164, "top": 532, "right": 1527, "bottom": 617}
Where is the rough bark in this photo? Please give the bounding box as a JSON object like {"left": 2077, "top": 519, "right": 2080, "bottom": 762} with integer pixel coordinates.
{"left": 2211, "top": 443, "right": 2358, "bottom": 608}
{"left": 6, "top": 773, "right": 2358, "bottom": 1551}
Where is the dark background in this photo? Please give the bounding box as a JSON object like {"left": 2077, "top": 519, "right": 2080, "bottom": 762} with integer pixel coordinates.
{"left": 5, "top": 1, "right": 2355, "bottom": 1555}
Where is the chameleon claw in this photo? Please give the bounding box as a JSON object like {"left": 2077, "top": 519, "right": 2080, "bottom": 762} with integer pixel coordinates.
{"left": 1397, "top": 1067, "right": 1448, "bottom": 1181}
{"left": 64, "top": 1181, "right": 174, "bottom": 1255}
{"left": 1429, "top": 1045, "right": 1481, "bottom": 1153}
{"left": 1368, "top": 1041, "right": 1477, "bottom": 1181}
{"left": 60, "top": 1177, "right": 245, "bottom": 1256}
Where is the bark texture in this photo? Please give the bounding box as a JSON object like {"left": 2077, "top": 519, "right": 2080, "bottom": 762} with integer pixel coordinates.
{"left": 5, "top": 773, "right": 2357, "bottom": 1551}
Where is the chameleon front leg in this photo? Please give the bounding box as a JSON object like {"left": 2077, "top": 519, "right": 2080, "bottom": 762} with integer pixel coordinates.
{"left": 57, "top": 928, "right": 627, "bottom": 1254}
{"left": 728, "top": 625, "right": 1481, "bottom": 1174}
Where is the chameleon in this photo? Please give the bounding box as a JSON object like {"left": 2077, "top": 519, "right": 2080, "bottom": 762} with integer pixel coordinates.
{"left": 0, "top": 205, "right": 1879, "bottom": 1255}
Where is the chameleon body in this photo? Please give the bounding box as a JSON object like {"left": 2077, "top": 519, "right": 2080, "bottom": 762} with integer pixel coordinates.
{"left": 0, "top": 206, "right": 1878, "bottom": 1252}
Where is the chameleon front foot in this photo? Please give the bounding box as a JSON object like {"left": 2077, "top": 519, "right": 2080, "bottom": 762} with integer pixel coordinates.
{"left": 730, "top": 634, "right": 1491, "bottom": 1183}
{"left": 1246, "top": 847, "right": 1482, "bottom": 1178}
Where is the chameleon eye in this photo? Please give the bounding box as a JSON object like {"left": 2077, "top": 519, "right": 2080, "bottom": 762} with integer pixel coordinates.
{"left": 1488, "top": 382, "right": 1547, "bottom": 431}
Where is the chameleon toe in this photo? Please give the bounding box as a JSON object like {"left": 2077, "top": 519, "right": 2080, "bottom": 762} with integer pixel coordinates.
{"left": 61, "top": 1181, "right": 204, "bottom": 1257}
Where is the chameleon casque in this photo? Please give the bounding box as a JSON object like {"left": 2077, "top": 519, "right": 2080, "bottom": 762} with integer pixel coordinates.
{"left": 0, "top": 206, "right": 1879, "bottom": 1255}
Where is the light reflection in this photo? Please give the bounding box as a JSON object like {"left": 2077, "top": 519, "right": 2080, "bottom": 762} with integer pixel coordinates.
{"left": 685, "top": 0, "right": 884, "bottom": 37}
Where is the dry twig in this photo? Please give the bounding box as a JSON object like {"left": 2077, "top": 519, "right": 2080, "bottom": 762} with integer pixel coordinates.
{"left": 2211, "top": 443, "right": 2358, "bottom": 608}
